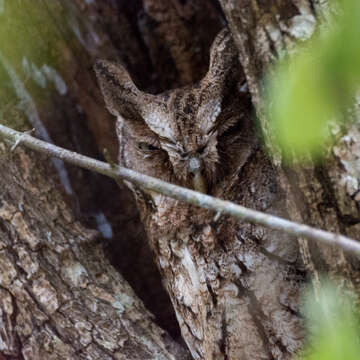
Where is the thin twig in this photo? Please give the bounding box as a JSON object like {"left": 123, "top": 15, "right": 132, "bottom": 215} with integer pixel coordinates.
{"left": 10, "top": 128, "right": 34, "bottom": 151}
{"left": 0, "top": 123, "right": 359, "bottom": 254}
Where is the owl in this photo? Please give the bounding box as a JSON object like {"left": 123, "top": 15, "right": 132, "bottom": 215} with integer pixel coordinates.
{"left": 95, "top": 29, "right": 305, "bottom": 360}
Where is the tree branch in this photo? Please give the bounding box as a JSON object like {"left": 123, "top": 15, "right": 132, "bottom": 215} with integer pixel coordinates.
{"left": 1, "top": 123, "right": 359, "bottom": 254}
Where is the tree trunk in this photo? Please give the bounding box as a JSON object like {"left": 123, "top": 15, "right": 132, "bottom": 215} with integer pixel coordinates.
{"left": 219, "top": 0, "right": 360, "bottom": 291}
{"left": 0, "top": 0, "right": 359, "bottom": 359}
{"left": 0, "top": 141, "right": 189, "bottom": 359}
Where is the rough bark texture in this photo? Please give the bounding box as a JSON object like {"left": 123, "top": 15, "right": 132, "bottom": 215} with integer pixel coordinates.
{"left": 0, "top": 141, "right": 189, "bottom": 359}
{"left": 219, "top": 0, "right": 360, "bottom": 293}
{"left": 0, "top": 0, "right": 359, "bottom": 359}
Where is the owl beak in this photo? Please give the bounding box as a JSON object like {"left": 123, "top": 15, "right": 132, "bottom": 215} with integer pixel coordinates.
{"left": 188, "top": 156, "right": 208, "bottom": 194}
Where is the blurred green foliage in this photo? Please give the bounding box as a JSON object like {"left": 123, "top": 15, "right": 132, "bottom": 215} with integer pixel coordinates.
{"left": 267, "top": 0, "right": 360, "bottom": 160}
{"left": 297, "top": 282, "right": 360, "bottom": 360}
{"left": 0, "top": 0, "right": 94, "bottom": 135}
{"left": 0, "top": 0, "right": 65, "bottom": 128}
{"left": 0, "top": 0, "right": 64, "bottom": 80}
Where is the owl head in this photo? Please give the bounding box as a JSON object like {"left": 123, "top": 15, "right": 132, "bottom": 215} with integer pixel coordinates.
{"left": 95, "top": 29, "right": 252, "bottom": 198}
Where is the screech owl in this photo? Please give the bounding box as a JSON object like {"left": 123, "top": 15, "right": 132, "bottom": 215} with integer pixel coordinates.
{"left": 95, "top": 29, "right": 305, "bottom": 360}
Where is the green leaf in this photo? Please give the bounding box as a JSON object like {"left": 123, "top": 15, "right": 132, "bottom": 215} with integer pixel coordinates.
{"left": 268, "top": 50, "right": 338, "bottom": 160}
{"left": 296, "top": 282, "right": 360, "bottom": 360}
{"left": 266, "top": 0, "right": 360, "bottom": 161}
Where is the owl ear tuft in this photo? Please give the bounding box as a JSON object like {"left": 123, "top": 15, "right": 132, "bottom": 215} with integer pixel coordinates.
{"left": 94, "top": 60, "right": 145, "bottom": 118}
{"left": 205, "top": 28, "right": 238, "bottom": 85}
{"left": 95, "top": 60, "right": 176, "bottom": 140}
{"left": 197, "top": 29, "right": 239, "bottom": 134}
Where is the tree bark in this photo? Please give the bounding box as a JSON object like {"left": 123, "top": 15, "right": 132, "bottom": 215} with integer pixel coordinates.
{"left": 0, "top": 141, "right": 189, "bottom": 359}
{"left": 1, "top": 0, "right": 359, "bottom": 359}
{"left": 219, "top": 0, "right": 360, "bottom": 292}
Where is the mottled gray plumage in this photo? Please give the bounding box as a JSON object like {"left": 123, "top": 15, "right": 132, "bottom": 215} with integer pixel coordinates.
{"left": 95, "top": 29, "right": 304, "bottom": 360}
